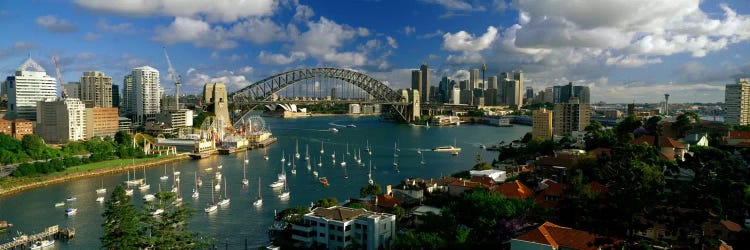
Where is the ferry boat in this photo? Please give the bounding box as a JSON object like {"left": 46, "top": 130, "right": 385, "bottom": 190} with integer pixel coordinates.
{"left": 433, "top": 146, "right": 461, "bottom": 152}
{"left": 319, "top": 177, "right": 329, "bottom": 187}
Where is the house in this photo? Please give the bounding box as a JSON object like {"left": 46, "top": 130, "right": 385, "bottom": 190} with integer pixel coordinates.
{"left": 447, "top": 179, "right": 491, "bottom": 196}
{"left": 533, "top": 154, "right": 577, "bottom": 183}
{"left": 469, "top": 169, "right": 507, "bottom": 182}
{"left": 683, "top": 133, "right": 709, "bottom": 147}
{"left": 391, "top": 188, "right": 424, "bottom": 207}
{"left": 291, "top": 206, "right": 396, "bottom": 250}
{"left": 703, "top": 220, "right": 742, "bottom": 242}
{"left": 631, "top": 135, "right": 688, "bottom": 161}
{"left": 511, "top": 221, "right": 618, "bottom": 250}
{"left": 725, "top": 131, "right": 750, "bottom": 147}
{"left": 492, "top": 180, "right": 533, "bottom": 199}
{"left": 535, "top": 180, "right": 567, "bottom": 209}
{"left": 411, "top": 205, "right": 442, "bottom": 225}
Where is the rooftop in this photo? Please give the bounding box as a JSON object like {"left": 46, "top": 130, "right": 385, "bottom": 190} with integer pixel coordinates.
{"left": 515, "top": 221, "right": 617, "bottom": 250}
{"left": 493, "top": 180, "right": 533, "bottom": 199}
{"left": 309, "top": 206, "right": 368, "bottom": 222}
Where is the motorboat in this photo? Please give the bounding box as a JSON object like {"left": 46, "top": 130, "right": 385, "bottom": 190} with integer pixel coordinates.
{"left": 96, "top": 197, "right": 105, "bottom": 203}
{"left": 433, "top": 146, "right": 461, "bottom": 152}
{"left": 268, "top": 180, "right": 284, "bottom": 188}
{"left": 54, "top": 202, "right": 65, "bottom": 207}
{"left": 64, "top": 208, "right": 77, "bottom": 215}
{"left": 29, "top": 239, "right": 54, "bottom": 249}
{"left": 329, "top": 128, "right": 339, "bottom": 133}
{"left": 319, "top": 177, "right": 329, "bottom": 187}
{"left": 346, "top": 124, "right": 357, "bottom": 128}
{"left": 143, "top": 194, "right": 155, "bottom": 201}
{"left": 125, "top": 188, "right": 134, "bottom": 196}
{"left": 66, "top": 197, "right": 76, "bottom": 202}
{"left": 151, "top": 209, "right": 164, "bottom": 216}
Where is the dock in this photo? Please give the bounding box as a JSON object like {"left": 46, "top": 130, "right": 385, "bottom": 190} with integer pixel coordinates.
{"left": 0, "top": 225, "right": 75, "bottom": 250}
{"left": 250, "top": 137, "right": 278, "bottom": 148}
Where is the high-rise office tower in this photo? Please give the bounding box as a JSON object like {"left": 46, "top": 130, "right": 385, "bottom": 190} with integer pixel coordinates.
{"left": 439, "top": 76, "right": 449, "bottom": 103}
{"left": 526, "top": 87, "right": 534, "bottom": 100}
{"left": 131, "top": 66, "right": 160, "bottom": 124}
{"left": 544, "top": 87, "right": 554, "bottom": 103}
{"left": 80, "top": 71, "right": 113, "bottom": 107}
{"left": 532, "top": 108, "right": 553, "bottom": 139}
{"left": 112, "top": 84, "right": 120, "bottom": 108}
{"left": 470, "top": 68, "right": 479, "bottom": 89}
{"left": 725, "top": 78, "right": 750, "bottom": 126}
{"left": 5, "top": 57, "right": 58, "bottom": 120}
{"left": 513, "top": 71, "right": 524, "bottom": 107}
{"left": 420, "top": 64, "right": 430, "bottom": 103}
{"left": 64, "top": 82, "right": 80, "bottom": 99}
{"left": 451, "top": 87, "right": 461, "bottom": 105}
{"left": 573, "top": 85, "right": 591, "bottom": 104}
{"left": 122, "top": 74, "right": 135, "bottom": 117}
{"left": 553, "top": 98, "right": 590, "bottom": 136}
{"left": 487, "top": 76, "right": 498, "bottom": 89}
{"left": 411, "top": 70, "right": 422, "bottom": 101}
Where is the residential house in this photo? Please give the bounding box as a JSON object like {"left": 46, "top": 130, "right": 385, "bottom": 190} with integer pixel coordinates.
{"left": 535, "top": 179, "right": 567, "bottom": 209}
{"left": 391, "top": 188, "right": 424, "bottom": 207}
{"left": 447, "top": 179, "right": 492, "bottom": 196}
{"left": 411, "top": 205, "right": 442, "bottom": 226}
{"left": 491, "top": 180, "right": 534, "bottom": 199}
{"left": 511, "top": 221, "right": 618, "bottom": 250}
{"left": 725, "top": 131, "right": 750, "bottom": 147}
{"left": 683, "top": 133, "right": 709, "bottom": 147}
{"left": 469, "top": 169, "right": 508, "bottom": 182}
{"left": 631, "top": 135, "right": 688, "bottom": 161}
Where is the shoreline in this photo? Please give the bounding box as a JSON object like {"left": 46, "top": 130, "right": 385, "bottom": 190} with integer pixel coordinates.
{"left": 0, "top": 154, "right": 191, "bottom": 198}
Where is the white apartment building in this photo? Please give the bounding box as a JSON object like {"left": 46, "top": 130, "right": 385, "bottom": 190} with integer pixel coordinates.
{"left": 6, "top": 57, "right": 58, "bottom": 120}
{"left": 36, "top": 98, "right": 86, "bottom": 143}
{"left": 452, "top": 87, "right": 461, "bottom": 105}
{"left": 725, "top": 78, "right": 750, "bottom": 126}
{"left": 132, "top": 66, "right": 161, "bottom": 124}
{"left": 291, "top": 206, "right": 396, "bottom": 250}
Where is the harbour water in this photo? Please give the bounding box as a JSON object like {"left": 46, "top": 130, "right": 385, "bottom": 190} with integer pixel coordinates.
{"left": 0, "top": 116, "right": 530, "bottom": 248}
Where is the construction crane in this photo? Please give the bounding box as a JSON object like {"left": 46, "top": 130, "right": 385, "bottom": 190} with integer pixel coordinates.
{"left": 163, "top": 46, "right": 181, "bottom": 110}
{"left": 52, "top": 56, "right": 67, "bottom": 98}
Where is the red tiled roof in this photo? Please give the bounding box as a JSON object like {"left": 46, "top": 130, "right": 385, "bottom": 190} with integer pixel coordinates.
{"left": 729, "top": 131, "right": 750, "bottom": 140}
{"left": 661, "top": 152, "right": 676, "bottom": 161}
{"left": 470, "top": 176, "right": 495, "bottom": 186}
{"left": 493, "top": 180, "right": 533, "bottom": 199}
{"left": 375, "top": 194, "right": 403, "bottom": 208}
{"left": 515, "top": 222, "right": 612, "bottom": 250}
{"left": 720, "top": 220, "right": 742, "bottom": 232}
{"left": 448, "top": 180, "right": 489, "bottom": 189}
{"left": 535, "top": 183, "right": 567, "bottom": 209}
{"left": 631, "top": 135, "right": 685, "bottom": 149}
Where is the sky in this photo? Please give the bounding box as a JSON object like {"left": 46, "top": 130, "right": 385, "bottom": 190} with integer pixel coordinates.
{"left": 2, "top": 0, "right": 750, "bottom": 103}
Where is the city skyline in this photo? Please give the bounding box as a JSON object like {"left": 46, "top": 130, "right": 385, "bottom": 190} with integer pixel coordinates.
{"left": 1, "top": 1, "right": 750, "bottom": 103}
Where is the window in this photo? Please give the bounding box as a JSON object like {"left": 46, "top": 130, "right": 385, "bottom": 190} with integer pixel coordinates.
{"left": 311, "top": 221, "right": 317, "bottom": 226}
{"left": 329, "top": 224, "right": 335, "bottom": 230}
{"left": 338, "top": 226, "right": 343, "bottom": 231}
{"left": 320, "top": 233, "right": 325, "bottom": 237}
{"left": 355, "top": 224, "right": 361, "bottom": 229}
{"left": 330, "top": 234, "right": 335, "bottom": 240}
{"left": 345, "top": 236, "right": 351, "bottom": 242}
{"left": 337, "top": 236, "right": 343, "bottom": 242}
{"left": 345, "top": 225, "right": 351, "bottom": 231}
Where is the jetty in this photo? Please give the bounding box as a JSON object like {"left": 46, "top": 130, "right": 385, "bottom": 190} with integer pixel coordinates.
{"left": 0, "top": 225, "right": 75, "bottom": 250}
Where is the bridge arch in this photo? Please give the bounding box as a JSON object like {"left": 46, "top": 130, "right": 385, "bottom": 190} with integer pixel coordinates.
{"left": 228, "top": 67, "right": 411, "bottom": 123}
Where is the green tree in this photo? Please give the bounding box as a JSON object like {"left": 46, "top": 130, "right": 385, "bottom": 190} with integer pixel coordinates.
{"left": 275, "top": 206, "right": 310, "bottom": 225}
{"left": 101, "top": 185, "right": 141, "bottom": 250}
{"left": 520, "top": 132, "right": 533, "bottom": 143}
{"left": 140, "top": 192, "right": 212, "bottom": 249}
{"left": 613, "top": 116, "right": 642, "bottom": 143}
{"left": 360, "top": 183, "right": 382, "bottom": 197}
{"left": 114, "top": 131, "right": 133, "bottom": 146}
{"left": 583, "top": 121, "right": 616, "bottom": 150}
{"left": 472, "top": 162, "right": 492, "bottom": 170}
{"left": 314, "top": 197, "right": 339, "bottom": 208}
{"left": 386, "top": 206, "right": 406, "bottom": 221}
{"left": 644, "top": 116, "right": 662, "bottom": 135}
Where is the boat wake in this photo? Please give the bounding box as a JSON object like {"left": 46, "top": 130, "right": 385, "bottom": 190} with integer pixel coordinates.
{"left": 328, "top": 122, "right": 347, "bottom": 128}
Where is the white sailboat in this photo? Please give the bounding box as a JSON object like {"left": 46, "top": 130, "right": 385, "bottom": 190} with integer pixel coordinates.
{"left": 420, "top": 151, "right": 426, "bottom": 165}
{"left": 125, "top": 172, "right": 134, "bottom": 195}
{"left": 393, "top": 141, "right": 399, "bottom": 158}
{"left": 368, "top": 159, "right": 374, "bottom": 185}
{"left": 291, "top": 157, "right": 297, "bottom": 175}
{"left": 173, "top": 164, "right": 180, "bottom": 176}
{"left": 320, "top": 140, "right": 324, "bottom": 154}
{"left": 263, "top": 147, "right": 269, "bottom": 161}
{"left": 346, "top": 143, "right": 350, "bottom": 156}
{"left": 96, "top": 196, "right": 105, "bottom": 203}
{"left": 217, "top": 178, "right": 230, "bottom": 206}
{"left": 214, "top": 177, "right": 221, "bottom": 190}
{"left": 317, "top": 154, "right": 323, "bottom": 167}
{"left": 340, "top": 153, "right": 346, "bottom": 167}
{"left": 306, "top": 158, "right": 312, "bottom": 171}
{"left": 332, "top": 150, "right": 337, "bottom": 165}
{"left": 287, "top": 153, "right": 292, "bottom": 167}
{"left": 96, "top": 180, "right": 106, "bottom": 194}
{"left": 244, "top": 150, "right": 250, "bottom": 164}
{"left": 192, "top": 172, "right": 199, "bottom": 199}
{"left": 143, "top": 193, "right": 155, "bottom": 201}
{"left": 365, "top": 140, "right": 371, "bottom": 153}
{"left": 253, "top": 177, "right": 263, "bottom": 207}
{"left": 393, "top": 142, "right": 399, "bottom": 169}
{"left": 204, "top": 180, "right": 218, "bottom": 213}
{"left": 356, "top": 149, "right": 363, "bottom": 166}
{"left": 269, "top": 163, "right": 285, "bottom": 188}
{"left": 313, "top": 159, "right": 319, "bottom": 177}
{"left": 295, "top": 140, "right": 301, "bottom": 159}
{"left": 242, "top": 154, "right": 249, "bottom": 186}
{"left": 304, "top": 144, "right": 310, "bottom": 161}
{"left": 277, "top": 178, "right": 290, "bottom": 200}
{"left": 353, "top": 147, "right": 358, "bottom": 161}
{"left": 160, "top": 165, "right": 169, "bottom": 181}
{"left": 281, "top": 150, "right": 286, "bottom": 163}
{"left": 174, "top": 180, "right": 183, "bottom": 204}
{"left": 139, "top": 167, "right": 150, "bottom": 191}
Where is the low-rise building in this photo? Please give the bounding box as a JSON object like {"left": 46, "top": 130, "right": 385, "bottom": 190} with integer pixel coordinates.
{"left": 36, "top": 98, "right": 86, "bottom": 143}
{"left": 291, "top": 206, "right": 396, "bottom": 250}
{"left": 0, "top": 119, "right": 12, "bottom": 136}
{"left": 118, "top": 117, "right": 132, "bottom": 132}
{"left": 12, "top": 119, "right": 33, "bottom": 139}
{"left": 511, "top": 221, "right": 618, "bottom": 250}
{"left": 85, "top": 107, "right": 119, "bottom": 139}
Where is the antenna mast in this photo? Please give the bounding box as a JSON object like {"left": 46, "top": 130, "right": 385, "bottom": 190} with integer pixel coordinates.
{"left": 52, "top": 56, "right": 67, "bottom": 98}
{"left": 163, "top": 47, "right": 181, "bottom": 110}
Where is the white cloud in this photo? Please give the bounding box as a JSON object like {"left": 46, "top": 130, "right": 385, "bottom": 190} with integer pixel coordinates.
{"left": 238, "top": 66, "right": 254, "bottom": 74}
{"left": 294, "top": 3, "right": 314, "bottom": 20}
{"left": 293, "top": 17, "right": 368, "bottom": 66}
{"left": 152, "top": 17, "right": 236, "bottom": 49}
{"left": 404, "top": 26, "right": 416, "bottom": 35}
{"left": 604, "top": 54, "right": 662, "bottom": 67}
{"left": 358, "top": 27, "right": 371, "bottom": 37}
{"left": 36, "top": 15, "right": 78, "bottom": 33}
{"left": 96, "top": 19, "right": 134, "bottom": 33}
{"left": 74, "top": 0, "right": 277, "bottom": 23}
{"left": 386, "top": 36, "right": 398, "bottom": 49}
{"left": 420, "top": 0, "right": 484, "bottom": 11}
{"left": 442, "top": 26, "right": 498, "bottom": 52}
{"left": 417, "top": 29, "right": 444, "bottom": 39}
{"left": 83, "top": 32, "right": 102, "bottom": 41}
{"left": 257, "top": 51, "right": 307, "bottom": 65}
{"left": 183, "top": 68, "right": 252, "bottom": 92}
{"left": 229, "top": 17, "right": 287, "bottom": 44}
{"left": 446, "top": 51, "right": 483, "bottom": 64}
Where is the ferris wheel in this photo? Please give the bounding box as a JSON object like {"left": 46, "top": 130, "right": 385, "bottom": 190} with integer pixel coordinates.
{"left": 244, "top": 115, "right": 267, "bottom": 134}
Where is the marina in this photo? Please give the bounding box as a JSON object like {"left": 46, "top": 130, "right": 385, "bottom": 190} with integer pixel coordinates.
{"left": 0, "top": 116, "right": 528, "bottom": 248}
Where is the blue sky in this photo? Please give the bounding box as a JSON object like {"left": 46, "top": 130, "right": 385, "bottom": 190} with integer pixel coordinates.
{"left": 1, "top": 0, "right": 750, "bottom": 103}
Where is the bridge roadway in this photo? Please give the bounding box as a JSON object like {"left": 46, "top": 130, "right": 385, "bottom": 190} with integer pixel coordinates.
{"left": 238, "top": 99, "right": 401, "bottom": 105}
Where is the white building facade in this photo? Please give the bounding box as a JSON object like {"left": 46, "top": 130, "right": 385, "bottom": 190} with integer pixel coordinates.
{"left": 132, "top": 66, "right": 160, "bottom": 124}
{"left": 36, "top": 98, "right": 86, "bottom": 143}
{"left": 291, "top": 206, "right": 396, "bottom": 250}
{"left": 6, "top": 58, "right": 58, "bottom": 120}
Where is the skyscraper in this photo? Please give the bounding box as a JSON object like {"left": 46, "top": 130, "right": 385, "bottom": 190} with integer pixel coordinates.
{"left": 439, "top": 76, "right": 449, "bottom": 103}
{"left": 513, "top": 71, "right": 524, "bottom": 107}
{"left": 470, "top": 68, "right": 479, "bottom": 89}
{"left": 533, "top": 108, "right": 553, "bottom": 139}
{"left": 411, "top": 70, "right": 422, "bottom": 100}
{"left": 80, "top": 71, "right": 113, "bottom": 107}
{"left": 553, "top": 98, "right": 590, "bottom": 136}
{"left": 112, "top": 84, "right": 120, "bottom": 108}
{"left": 132, "top": 66, "right": 160, "bottom": 124}
{"left": 122, "top": 74, "right": 134, "bottom": 117}
{"left": 420, "top": 64, "right": 430, "bottom": 103}
{"left": 487, "top": 76, "right": 498, "bottom": 89}
{"left": 6, "top": 57, "right": 58, "bottom": 120}
{"left": 725, "top": 78, "right": 750, "bottom": 126}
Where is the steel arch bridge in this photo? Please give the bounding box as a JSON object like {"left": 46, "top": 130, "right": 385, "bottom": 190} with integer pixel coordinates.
{"left": 228, "top": 67, "right": 412, "bottom": 123}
